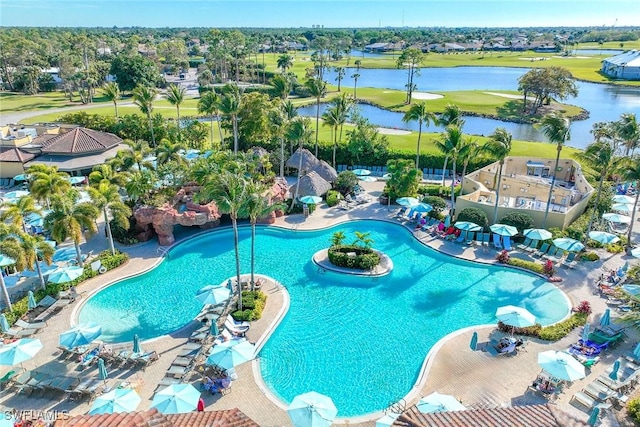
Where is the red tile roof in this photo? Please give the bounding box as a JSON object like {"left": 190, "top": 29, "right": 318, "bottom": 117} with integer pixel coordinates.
{"left": 0, "top": 147, "right": 35, "bottom": 163}
{"left": 394, "top": 404, "right": 589, "bottom": 427}
{"left": 40, "top": 127, "right": 122, "bottom": 155}
{"left": 54, "top": 408, "right": 259, "bottom": 427}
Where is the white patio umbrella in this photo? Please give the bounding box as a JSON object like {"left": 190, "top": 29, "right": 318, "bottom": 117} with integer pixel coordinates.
{"left": 613, "top": 195, "right": 635, "bottom": 204}
{"left": 490, "top": 224, "right": 518, "bottom": 236}
{"left": 288, "top": 391, "right": 338, "bottom": 427}
{"left": 495, "top": 305, "right": 536, "bottom": 328}
{"left": 417, "top": 391, "right": 466, "bottom": 413}
{"left": 538, "top": 350, "right": 586, "bottom": 381}
{"left": 602, "top": 213, "right": 631, "bottom": 224}
{"left": 612, "top": 203, "right": 633, "bottom": 214}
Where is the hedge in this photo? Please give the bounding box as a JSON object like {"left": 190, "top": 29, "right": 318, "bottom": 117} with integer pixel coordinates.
{"left": 507, "top": 258, "right": 546, "bottom": 275}
{"left": 3, "top": 250, "right": 129, "bottom": 326}
{"left": 231, "top": 290, "right": 267, "bottom": 322}
{"left": 327, "top": 245, "right": 380, "bottom": 270}
{"left": 497, "top": 312, "right": 588, "bottom": 341}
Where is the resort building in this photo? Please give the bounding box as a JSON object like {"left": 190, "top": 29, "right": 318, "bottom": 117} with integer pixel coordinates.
{"left": 457, "top": 156, "right": 594, "bottom": 229}
{"left": 601, "top": 50, "right": 640, "bottom": 80}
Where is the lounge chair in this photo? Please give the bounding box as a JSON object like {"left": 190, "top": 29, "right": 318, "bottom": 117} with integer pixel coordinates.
{"left": 524, "top": 240, "right": 540, "bottom": 254}
{"left": 394, "top": 207, "right": 407, "bottom": 219}
{"left": 571, "top": 391, "right": 612, "bottom": 411}
{"left": 543, "top": 247, "right": 564, "bottom": 263}
{"left": 492, "top": 233, "right": 502, "bottom": 250}
{"left": 225, "top": 319, "right": 249, "bottom": 335}
{"left": 481, "top": 233, "right": 490, "bottom": 246}
{"left": 226, "top": 316, "right": 250, "bottom": 328}
{"left": 503, "top": 236, "right": 513, "bottom": 251}
{"left": 15, "top": 319, "right": 46, "bottom": 330}
{"left": 516, "top": 238, "right": 531, "bottom": 251}
{"left": 454, "top": 230, "right": 467, "bottom": 244}
{"left": 3, "top": 327, "right": 35, "bottom": 338}
{"left": 561, "top": 252, "right": 578, "bottom": 268}
{"left": 533, "top": 243, "right": 550, "bottom": 258}
{"left": 588, "top": 330, "right": 624, "bottom": 345}
{"left": 0, "top": 369, "right": 22, "bottom": 390}
{"left": 67, "top": 378, "right": 102, "bottom": 401}
{"left": 36, "top": 295, "right": 56, "bottom": 308}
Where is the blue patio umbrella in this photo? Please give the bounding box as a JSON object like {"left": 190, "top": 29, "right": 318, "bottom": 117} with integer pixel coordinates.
{"left": 67, "top": 176, "right": 86, "bottom": 185}
{"left": 0, "top": 314, "right": 9, "bottom": 333}
{"left": 299, "top": 195, "right": 322, "bottom": 204}
{"left": 227, "top": 279, "right": 234, "bottom": 291}
{"left": 132, "top": 334, "right": 141, "bottom": 354}
{"left": 0, "top": 414, "right": 16, "bottom": 427}
{"left": 632, "top": 247, "right": 640, "bottom": 259}
{"left": 151, "top": 384, "right": 201, "bottom": 414}
{"left": 588, "top": 406, "right": 600, "bottom": 426}
{"left": 21, "top": 262, "right": 57, "bottom": 278}
{"left": 52, "top": 247, "right": 77, "bottom": 262}
{"left": 206, "top": 340, "right": 255, "bottom": 370}
{"left": 196, "top": 285, "right": 231, "bottom": 306}
{"left": 3, "top": 190, "right": 30, "bottom": 200}
{"left": 47, "top": 266, "right": 84, "bottom": 284}
{"left": 612, "top": 203, "right": 633, "bottom": 214}
{"left": 496, "top": 305, "right": 536, "bottom": 328}
{"left": 97, "top": 358, "right": 108, "bottom": 381}
{"left": 613, "top": 195, "right": 635, "bottom": 204}
{"left": 0, "top": 255, "right": 16, "bottom": 267}
{"left": 358, "top": 176, "right": 377, "bottom": 182}
{"left": 524, "top": 228, "right": 552, "bottom": 241}
{"left": 288, "top": 391, "right": 338, "bottom": 427}
{"left": 59, "top": 322, "right": 102, "bottom": 350}
{"left": 582, "top": 324, "right": 590, "bottom": 343}
{"left": 600, "top": 309, "right": 611, "bottom": 327}
{"left": 538, "top": 350, "right": 586, "bottom": 381}
{"left": 27, "top": 291, "right": 36, "bottom": 310}
{"left": 13, "top": 174, "right": 29, "bottom": 182}
{"left": 0, "top": 338, "right": 43, "bottom": 366}
{"left": 622, "top": 284, "right": 640, "bottom": 296}
{"left": 417, "top": 392, "right": 466, "bottom": 413}
{"left": 443, "top": 216, "right": 451, "bottom": 228}
{"left": 609, "top": 359, "right": 621, "bottom": 380}
{"left": 413, "top": 203, "right": 433, "bottom": 213}
{"left": 352, "top": 169, "right": 371, "bottom": 176}
{"left": 490, "top": 224, "right": 518, "bottom": 236}
{"left": 396, "top": 197, "right": 420, "bottom": 207}
{"left": 602, "top": 213, "right": 631, "bottom": 224}
{"left": 210, "top": 321, "right": 220, "bottom": 337}
{"left": 553, "top": 237, "right": 585, "bottom": 252}
{"left": 588, "top": 231, "right": 620, "bottom": 245}
{"left": 470, "top": 331, "right": 478, "bottom": 351}
{"left": 454, "top": 221, "right": 482, "bottom": 232}
{"left": 89, "top": 388, "right": 141, "bottom": 415}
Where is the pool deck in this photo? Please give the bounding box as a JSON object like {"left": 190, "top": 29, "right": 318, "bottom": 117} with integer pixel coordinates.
{"left": 0, "top": 180, "right": 635, "bottom": 426}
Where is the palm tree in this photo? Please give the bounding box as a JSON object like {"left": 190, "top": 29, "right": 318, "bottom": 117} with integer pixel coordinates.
{"left": 621, "top": 157, "right": 640, "bottom": 254}
{"left": 436, "top": 105, "right": 466, "bottom": 186}
{"left": 334, "top": 67, "right": 345, "bottom": 92}
{"left": 44, "top": 193, "right": 100, "bottom": 266}
{"left": 19, "top": 233, "right": 55, "bottom": 290}
{"left": 110, "top": 140, "right": 154, "bottom": 173}
{"left": 540, "top": 113, "right": 571, "bottom": 228}
{"left": 156, "top": 139, "right": 185, "bottom": 165}
{"left": 0, "top": 223, "right": 27, "bottom": 310}
{"left": 125, "top": 170, "right": 155, "bottom": 205}
{"left": 286, "top": 117, "right": 313, "bottom": 209}
{"left": 483, "top": 128, "right": 513, "bottom": 223}
{"left": 434, "top": 125, "right": 464, "bottom": 214}
{"left": 242, "top": 181, "right": 284, "bottom": 289}
{"left": 1, "top": 195, "right": 41, "bottom": 233}
{"left": 458, "top": 138, "right": 480, "bottom": 196}
{"left": 322, "top": 106, "right": 340, "bottom": 168}
{"left": 218, "top": 84, "right": 242, "bottom": 154}
{"left": 269, "top": 74, "right": 291, "bottom": 100}
{"left": 197, "top": 91, "right": 222, "bottom": 148}
{"left": 102, "top": 82, "right": 121, "bottom": 117}
{"left": 332, "top": 92, "right": 352, "bottom": 149}
{"left": 132, "top": 85, "right": 158, "bottom": 147}
{"left": 88, "top": 182, "right": 132, "bottom": 255}
{"left": 617, "top": 113, "right": 639, "bottom": 155}
{"left": 304, "top": 78, "right": 326, "bottom": 157}
{"left": 402, "top": 101, "right": 436, "bottom": 167}
{"left": 89, "top": 164, "right": 129, "bottom": 187}
{"left": 577, "top": 135, "right": 619, "bottom": 242}
{"left": 166, "top": 84, "right": 186, "bottom": 139}
{"left": 28, "top": 165, "right": 71, "bottom": 208}
{"left": 277, "top": 54, "right": 293, "bottom": 74}
{"left": 199, "top": 170, "right": 247, "bottom": 310}
{"left": 351, "top": 73, "right": 360, "bottom": 99}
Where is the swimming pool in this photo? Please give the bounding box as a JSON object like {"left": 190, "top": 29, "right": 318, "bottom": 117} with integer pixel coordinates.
{"left": 78, "top": 219, "right": 570, "bottom": 416}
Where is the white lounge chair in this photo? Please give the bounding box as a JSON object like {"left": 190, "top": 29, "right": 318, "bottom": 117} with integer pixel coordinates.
{"left": 225, "top": 319, "right": 249, "bottom": 335}
{"left": 226, "top": 316, "right": 250, "bottom": 328}
{"left": 15, "top": 319, "right": 46, "bottom": 330}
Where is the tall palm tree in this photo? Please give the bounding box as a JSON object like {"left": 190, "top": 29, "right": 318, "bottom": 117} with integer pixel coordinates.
{"left": 351, "top": 73, "right": 360, "bottom": 99}
{"left": 132, "top": 85, "right": 158, "bottom": 147}
{"left": 156, "top": 139, "right": 185, "bottom": 165}
{"left": 332, "top": 92, "right": 352, "bottom": 149}
{"left": 218, "top": 84, "right": 242, "bottom": 154}
{"left": 0, "top": 223, "right": 27, "bottom": 310}
{"left": 102, "top": 82, "right": 121, "bottom": 117}
{"left": 125, "top": 170, "right": 155, "bottom": 205}
{"left": 437, "top": 104, "right": 466, "bottom": 186}
{"left": 166, "top": 84, "right": 186, "bottom": 140}
{"left": 19, "top": 233, "right": 55, "bottom": 290}
{"left": 286, "top": 117, "right": 313, "bottom": 210}
{"left": 402, "top": 101, "right": 436, "bottom": 167}
{"left": 269, "top": 74, "right": 291, "bottom": 100}
{"left": 621, "top": 157, "right": 640, "bottom": 254}
{"left": 197, "top": 91, "right": 222, "bottom": 148}
{"left": 540, "top": 113, "right": 571, "bottom": 228}
{"left": 304, "top": 77, "right": 326, "bottom": 157}
{"left": 277, "top": 54, "right": 293, "bottom": 74}
{"left": 88, "top": 182, "right": 132, "bottom": 255}
{"left": 617, "top": 113, "right": 639, "bottom": 156}
{"left": 434, "top": 125, "right": 464, "bottom": 214}
{"left": 241, "top": 181, "right": 284, "bottom": 289}
{"left": 44, "top": 193, "right": 100, "bottom": 266}
{"left": 577, "top": 135, "right": 619, "bottom": 242}
{"left": 483, "top": 128, "right": 513, "bottom": 223}
{"left": 322, "top": 106, "right": 340, "bottom": 168}
{"left": 1, "top": 195, "right": 41, "bottom": 233}
{"left": 28, "top": 165, "right": 71, "bottom": 208}
{"left": 89, "top": 163, "right": 129, "bottom": 187}
{"left": 199, "top": 170, "right": 247, "bottom": 310}
{"left": 334, "top": 67, "right": 345, "bottom": 92}
{"left": 110, "top": 140, "right": 153, "bottom": 173}
{"left": 458, "top": 137, "right": 481, "bottom": 196}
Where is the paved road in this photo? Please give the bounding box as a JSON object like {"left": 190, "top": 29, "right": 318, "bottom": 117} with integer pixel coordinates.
{"left": 0, "top": 101, "right": 133, "bottom": 126}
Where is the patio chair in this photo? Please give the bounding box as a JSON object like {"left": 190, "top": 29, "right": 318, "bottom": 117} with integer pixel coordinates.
{"left": 503, "top": 236, "right": 513, "bottom": 251}
{"left": 543, "top": 247, "right": 564, "bottom": 263}
{"left": 226, "top": 316, "right": 250, "bottom": 328}
{"left": 67, "top": 378, "right": 102, "bottom": 401}
{"left": 516, "top": 238, "right": 531, "bottom": 251}
{"left": 36, "top": 295, "right": 56, "bottom": 308}
{"left": 15, "top": 319, "right": 46, "bottom": 330}
{"left": 524, "top": 240, "right": 540, "bottom": 254}
{"left": 482, "top": 233, "right": 490, "bottom": 246}
{"left": 492, "top": 233, "right": 502, "bottom": 249}
{"left": 3, "top": 327, "right": 35, "bottom": 338}
{"left": 225, "top": 320, "right": 249, "bottom": 336}
{"left": 533, "top": 243, "right": 550, "bottom": 258}
{"left": 571, "top": 391, "right": 612, "bottom": 411}
{"left": 561, "top": 252, "right": 577, "bottom": 268}
{"left": 0, "top": 369, "right": 22, "bottom": 391}
{"left": 454, "top": 231, "right": 468, "bottom": 244}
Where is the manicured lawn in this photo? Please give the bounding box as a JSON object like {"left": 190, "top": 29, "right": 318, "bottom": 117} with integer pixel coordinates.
{"left": 1, "top": 92, "right": 79, "bottom": 113}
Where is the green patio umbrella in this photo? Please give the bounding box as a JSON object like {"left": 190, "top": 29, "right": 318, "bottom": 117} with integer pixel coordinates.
{"left": 89, "top": 388, "right": 141, "bottom": 415}
{"left": 27, "top": 291, "right": 36, "bottom": 310}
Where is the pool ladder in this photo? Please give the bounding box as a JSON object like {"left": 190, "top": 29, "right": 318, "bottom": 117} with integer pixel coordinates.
{"left": 386, "top": 398, "right": 406, "bottom": 414}
{"left": 157, "top": 246, "right": 169, "bottom": 256}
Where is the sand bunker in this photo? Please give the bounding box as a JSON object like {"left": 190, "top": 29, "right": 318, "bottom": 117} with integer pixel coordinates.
{"left": 412, "top": 92, "right": 444, "bottom": 100}
{"left": 376, "top": 127, "right": 412, "bottom": 135}
{"left": 484, "top": 92, "right": 523, "bottom": 100}
{"left": 552, "top": 56, "right": 591, "bottom": 59}
{"left": 518, "top": 57, "right": 549, "bottom": 61}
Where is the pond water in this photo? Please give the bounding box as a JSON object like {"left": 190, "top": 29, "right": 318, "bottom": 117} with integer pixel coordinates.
{"left": 315, "top": 66, "right": 640, "bottom": 148}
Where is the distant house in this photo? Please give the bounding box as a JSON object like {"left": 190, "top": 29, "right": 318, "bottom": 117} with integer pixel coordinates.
{"left": 602, "top": 50, "right": 640, "bottom": 80}
{"left": 41, "top": 67, "right": 63, "bottom": 84}
{"left": 428, "top": 43, "right": 466, "bottom": 53}
{"left": 364, "top": 42, "right": 393, "bottom": 52}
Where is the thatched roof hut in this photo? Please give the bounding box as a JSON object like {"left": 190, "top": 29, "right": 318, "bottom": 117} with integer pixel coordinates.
{"left": 286, "top": 148, "right": 319, "bottom": 173}
{"left": 289, "top": 171, "right": 332, "bottom": 197}
{"left": 313, "top": 160, "right": 338, "bottom": 183}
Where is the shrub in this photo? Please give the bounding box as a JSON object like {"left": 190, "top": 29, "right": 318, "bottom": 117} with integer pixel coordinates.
{"left": 335, "top": 171, "right": 358, "bottom": 195}
{"left": 580, "top": 251, "right": 600, "bottom": 261}
{"left": 231, "top": 290, "right": 267, "bottom": 321}
{"left": 499, "top": 212, "right": 534, "bottom": 233}
{"left": 496, "top": 250, "right": 510, "bottom": 264}
{"left": 327, "top": 245, "right": 381, "bottom": 270}
{"left": 628, "top": 397, "right": 640, "bottom": 423}
{"left": 507, "top": 258, "right": 545, "bottom": 274}
{"left": 456, "top": 207, "right": 488, "bottom": 228}
{"left": 605, "top": 243, "right": 625, "bottom": 254}
{"left": 422, "top": 196, "right": 447, "bottom": 218}
{"left": 418, "top": 185, "right": 461, "bottom": 197}
{"left": 543, "top": 260, "right": 555, "bottom": 277}
{"left": 572, "top": 300, "right": 592, "bottom": 315}
{"left": 325, "top": 190, "right": 341, "bottom": 207}
{"left": 497, "top": 321, "right": 541, "bottom": 337}
{"left": 538, "top": 312, "right": 588, "bottom": 341}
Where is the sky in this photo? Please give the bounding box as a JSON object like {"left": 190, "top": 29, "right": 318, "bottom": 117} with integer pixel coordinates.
{"left": 1, "top": 0, "right": 639, "bottom": 28}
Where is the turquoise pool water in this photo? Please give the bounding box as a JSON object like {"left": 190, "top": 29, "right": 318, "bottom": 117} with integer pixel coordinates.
{"left": 78, "top": 220, "right": 570, "bottom": 416}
